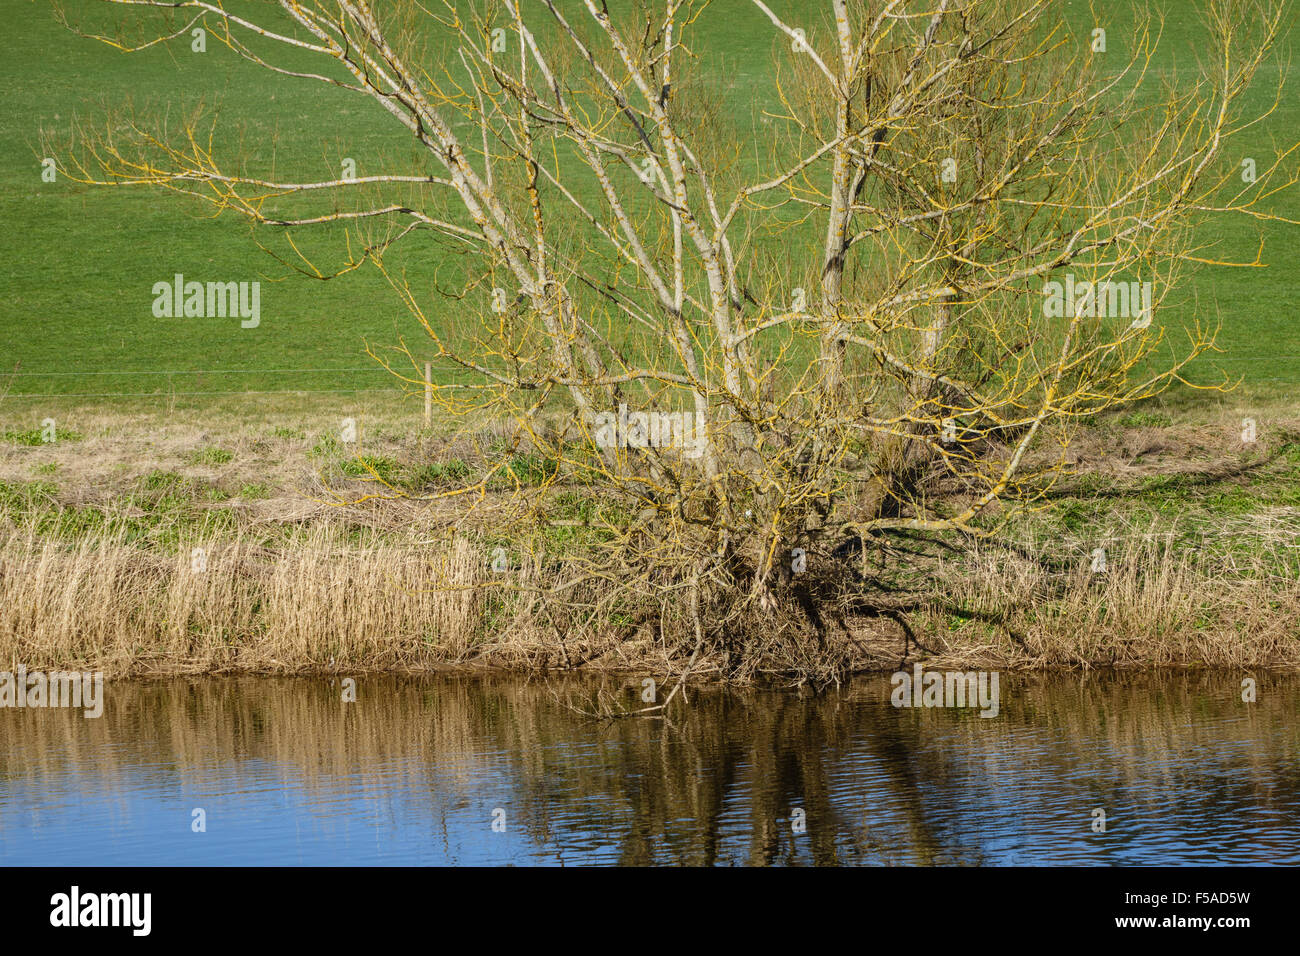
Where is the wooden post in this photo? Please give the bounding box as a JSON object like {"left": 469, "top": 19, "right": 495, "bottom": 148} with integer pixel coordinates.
{"left": 424, "top": 361, "right": 432, "bottom": 426}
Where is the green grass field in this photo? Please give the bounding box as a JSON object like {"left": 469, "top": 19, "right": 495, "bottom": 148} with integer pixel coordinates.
{"left": 1, "top": 0, "right": 1297, "bottom": 409}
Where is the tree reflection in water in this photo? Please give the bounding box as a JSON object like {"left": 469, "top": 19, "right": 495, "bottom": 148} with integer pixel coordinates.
{"left": 2, "top": 672, "right": 1296, "bottom": 865}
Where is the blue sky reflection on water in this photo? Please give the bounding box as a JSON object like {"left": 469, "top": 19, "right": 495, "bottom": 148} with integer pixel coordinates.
{"left": 1, "top": 672, "right": 1297, "bottom": 865}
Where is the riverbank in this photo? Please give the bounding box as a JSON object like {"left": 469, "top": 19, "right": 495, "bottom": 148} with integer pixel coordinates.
{"left": 2, "top": 393, "right": 1297, "bottom": 678}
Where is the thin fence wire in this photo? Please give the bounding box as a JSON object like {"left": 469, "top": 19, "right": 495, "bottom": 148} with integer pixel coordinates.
{"left": 2, "top": 389, "right": 403, "bottom": 398}
{"left": 0, "top": 366, "right": 421, "bottom": 399}
{"left": 0, "top": 355, "right": 1294, "bottom": 400}
{"left": 2, "top": 355, "right": 1297, "bottom": 378}
{"left": 4, "top": 368, "right": 390, "bottom": 376}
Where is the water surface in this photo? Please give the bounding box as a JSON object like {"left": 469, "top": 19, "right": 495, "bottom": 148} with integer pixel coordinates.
{"left": 1, "top": 672, "right": 1296, "bottom": 865}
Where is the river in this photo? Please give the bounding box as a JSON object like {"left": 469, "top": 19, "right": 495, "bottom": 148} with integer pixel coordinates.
{"left": 2, "top": 672, "right": 1296, "bottom": 865}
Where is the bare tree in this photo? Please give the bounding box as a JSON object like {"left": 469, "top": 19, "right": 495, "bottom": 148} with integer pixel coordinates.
{"left": 51, "top": 0, "right": 1299, "bottom": 675}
